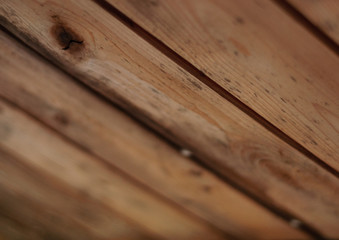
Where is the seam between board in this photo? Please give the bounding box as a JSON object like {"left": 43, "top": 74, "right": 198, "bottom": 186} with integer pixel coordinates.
{"left": 0, "top": 22, "right": 323, "bottom": 239}
{"left": 91, "top": 0, "right": 339, "bottom": 179}
{"left": 0, "top": 95, "right": 235, "bottom": 240}
{"left": 275, "top": 0, "right": 339, "bottom": 56}
{"left": 0, "top": 146, "right": 160, "bottom": 240}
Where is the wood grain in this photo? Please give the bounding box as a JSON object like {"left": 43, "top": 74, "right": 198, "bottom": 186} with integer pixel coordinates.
{"left": 0, "top": 0, "right": 338, "bottom": 237}
{"left": 0, "top": 148, "right": 150, "bottom": 240}
{"left": 0, "top": 29, "right": 307, "bottom": 239}
{"left": 0, "top": 100, "right": 226, "bottom": 240}
{"left": 109, "top": 0, "right": 339, "bottom": 171}
{"left": 288, "top": 0, "right": 339, "bottom": 44}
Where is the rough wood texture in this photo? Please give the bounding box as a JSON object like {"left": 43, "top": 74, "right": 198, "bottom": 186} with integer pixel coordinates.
{"left": 0, "top": 0, "right": 338, "bottom": 237}
{"left": 288, "top": 0, "right": 339, "bottom": 44}
{"left": 0, "top": 100, "right": 228, "bottom": 240}
{"left": 109, "top": 0, "right": 339, "bottom": 171}
{"left": 0, "top": 30, "right": 307, "bottom": 239}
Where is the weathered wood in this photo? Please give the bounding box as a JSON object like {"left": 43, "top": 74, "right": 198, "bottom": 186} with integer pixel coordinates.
{"left": 288, "top": 0, "right": 339, "bottom": 45}
{"left": 109, "top": 0, "right": 339, "bottom": 171}
{"left": 0, "top": 29, "right": 307, "bottom": 239}
{"left": 0, "top": 0, "right": 338, "bottom": 237}
{"left": 0, "top": 100, "right": 226, "bottom": 240}
{"left": 0, "top": 149, "right": 150, "bottom": 240}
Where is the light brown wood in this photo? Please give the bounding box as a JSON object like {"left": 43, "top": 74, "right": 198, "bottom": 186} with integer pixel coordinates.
{"left": 0, "top": 29, "right": 307, "bottom": 239}
{"left": 0, "top": 0, "right": 338, "bottom": 237}
{"left": 0, "top": 100, "right": 226, "bottom": 240}
{"left": 0, "top": 148, "right": 150, "bottom": 240}
{"left": 288, "top": 0, "right": 339, "bottom": 44}
{"left": 109, "top": 0, "right": 339, "bottom": 171}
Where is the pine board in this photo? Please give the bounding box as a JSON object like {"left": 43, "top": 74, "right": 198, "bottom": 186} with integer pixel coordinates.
{"left": 0, "top": 0, "right": 338, "bottom": 237}
{"left": 109, "top": 0, "right": 339, "bottom": 171}
{"left": 0, "top": 29, "right": 306, "bottom": 239}
{"left": 0, "top": 98, "right": 229, "bottom": 240}
{"left": 288, "top": 0, "right": 339, "bottom": 44}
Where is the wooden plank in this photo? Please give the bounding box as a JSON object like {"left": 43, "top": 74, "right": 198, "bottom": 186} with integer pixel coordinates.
{"left": 0, "top": 29, "right": 307, "bottom": 239}
{"left": 288, "top": 0, "right": 339, "bottom": 45}
{"left": 0, "top": 149, "right": 150, "bottom": 240}
{"left": 0, "top": 100, "right": 226, "bottom": 240}
{"left": 108, "top": 0, "right": 339, "bottom": 171}
{"left": 0, "top": 0, "right": 338, "bottom": 237}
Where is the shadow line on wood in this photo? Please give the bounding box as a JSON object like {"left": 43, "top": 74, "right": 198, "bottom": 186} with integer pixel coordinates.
{"left": 0, "top": 94, "right": 235, "bottom": 239}
{"left": 0, "top": 25, "right": 322, "bottom": 239}
{"left": 275, "top": 0, "right": 339, "bottom": 56}
{"left": 92, "top": 0, "right": 338, "bottom": 180}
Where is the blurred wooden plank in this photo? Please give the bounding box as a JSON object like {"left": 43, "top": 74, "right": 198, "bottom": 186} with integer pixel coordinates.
{"left": 0, "top": 29, "right": 307, "bottom": 240}
{"left": 0, "top": 100, "right": 226, "bottom": 240}
{"left": 109, "top": 0, "right": 339, "bottom": 171}
{"left": 288, "top": 0, "right": 339, "bottom": 44}
{"left": 0, "top": 0, "right": 338, "bottom": 237}
{"left": 0, "top": 149, "right": 151, "bottom": 240}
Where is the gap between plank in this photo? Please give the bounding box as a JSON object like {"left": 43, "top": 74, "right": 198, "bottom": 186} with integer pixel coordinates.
{"left": 274, "top": 0, "right": 339, "bottom": 56}
{"left": 0, "top": 146, "right": 159, "bottom": 240}
{"left": 0, "top": 25, "right": 324, "bottom": 239}
{"left": 0, "top": 26, "right": 234, "bottom": 239}
{"left": 92, "top": 0, "right": 339, "bottom": 179}
{"left": 0, "top": 95, "right": 234, "bottom": 240}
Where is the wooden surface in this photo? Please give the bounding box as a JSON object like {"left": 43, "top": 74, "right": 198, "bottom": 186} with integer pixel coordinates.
{"left": 0, "top": 148, "right": 149, "bottom": 240}
{"left": 0, "top": 0, "right": 338, "bottom": 239}
{"left": 109, "top": 0, "right": 339, "bottom": 171}
{"left": 0, "top": 98, "right": 229, "bottom": 240}
{"left": 288, "top": 0, "right": 339, "bottom": 44}
{"left": 0, "top": 29, "right": 306, "bottom": 239}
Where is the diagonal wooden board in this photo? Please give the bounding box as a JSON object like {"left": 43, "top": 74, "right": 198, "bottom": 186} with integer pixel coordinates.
{"left": 0, "top": 98, "right": 230, "bottom": 240}
{"left": 0, "top": 29, "right": 308, "bottom": 239}
{"left": 0, "top": 149, "right": 152, "bottom": 240}
{"left": 109, "top": 0, "right": 339, "bottom": 171}
{"left": 288, "top": 0, "right": 339, "bottom": 45}
{"left": 0, "top": 0, "right": 338, "bottom": 237}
